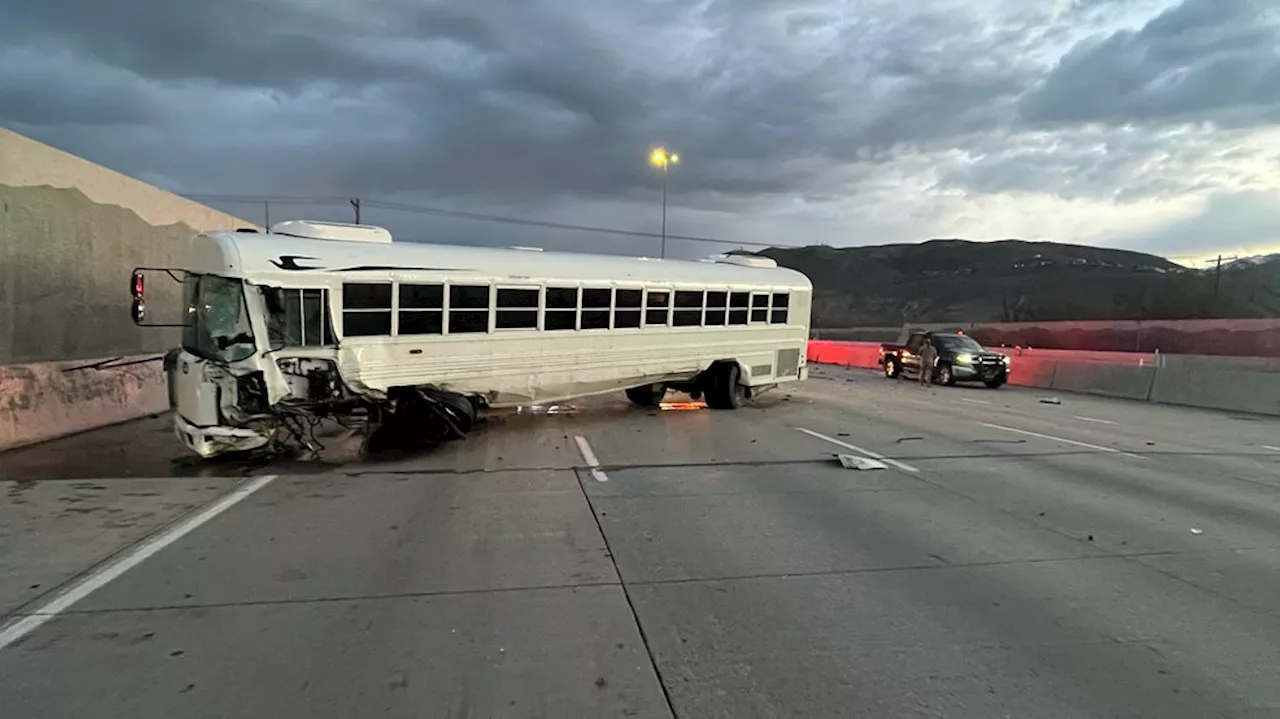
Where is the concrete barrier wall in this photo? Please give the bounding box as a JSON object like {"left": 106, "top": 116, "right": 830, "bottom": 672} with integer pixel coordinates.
{"left": 0, "top": 129, "right": 255, "bottom": 451}
{"left": 806, "top": 341, "right": 1280, "bottom": 416}
{"left": 1149, "top": 366, "right": 1280, "bottom": 416}
{"left": 0, "top": 356, "right": 169, "bottom": 452}
{"left": 1049, "top": 362, "right": 1156, "bottom": 401}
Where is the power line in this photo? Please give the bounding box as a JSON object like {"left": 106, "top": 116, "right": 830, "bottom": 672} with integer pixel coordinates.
{"left": 182, "top": 193, "right": 803, "bottom": 250}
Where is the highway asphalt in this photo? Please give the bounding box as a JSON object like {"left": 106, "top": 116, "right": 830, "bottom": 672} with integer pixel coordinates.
{"left": 3, "top": 364, "right": 1280, "bottom": 718}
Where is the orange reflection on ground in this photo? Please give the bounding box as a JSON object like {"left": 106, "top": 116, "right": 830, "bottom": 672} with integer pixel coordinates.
{"left": 658, "top": 401, "right": 707, "bottom": 411}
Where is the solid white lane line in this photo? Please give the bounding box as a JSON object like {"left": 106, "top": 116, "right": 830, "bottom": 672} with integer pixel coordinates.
{"left": 796, "top": 428, "right": 920, "bottom": 473}
{"left": 573, "top": 435, "right": 609, "bottom": 482}
{"left": 0, "top": 474, "right": 278, "bottom": 652}
{"left": 959, "top": 398, "right": 992, "bottom": 405}
{"left": 1073, "top": 416, "right": 1117, "bottom": 426}
{"left": 979, "top": 423, "right": 1145, "bottom": 460}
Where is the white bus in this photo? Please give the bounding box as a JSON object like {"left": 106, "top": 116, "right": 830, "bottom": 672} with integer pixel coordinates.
{"left": 132, "top": 221, "right": 812, "bottom": 458}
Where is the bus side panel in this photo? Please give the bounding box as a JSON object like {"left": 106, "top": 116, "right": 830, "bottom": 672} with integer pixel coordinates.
{"left": 334, "top": 326, "right": 808, "bottom": 406}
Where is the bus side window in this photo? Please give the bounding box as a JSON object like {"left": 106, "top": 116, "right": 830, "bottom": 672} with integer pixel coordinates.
{"left": 399, "top": 284, "right": 443, "bottom": 335}
{"left": 750, "top": 293, "right": 769, "bottom": 323}
{"left": 728, "top": 292, "right": 749, "bottom": 325}
{"left": 614, "top": 289, "right": 642, "bottom": 329}
{"left": 449, "top": 285, "right": 491, "bottom": 334}
{"left": 674, "top": 291, "right": 703, "bottom": 327}
{"left": 645, "top": 290, "right": 670, "bottom": 326}
{"left": 496, "top": 288, "right": 538, "bottom": 330}
{"left": 770, "top": 293, "right": 789, "bottom": 324}
{"left": 343, "top": 283, "right": 392, "bottom": 337}
{"left": 705, "top": 291, "right": 728, "bottom": 326}
{"left": 581, "top": 288, "right": 612, "bottom": 330}
{"left": 545, "top": 287, "right": 579, "bottom": 331}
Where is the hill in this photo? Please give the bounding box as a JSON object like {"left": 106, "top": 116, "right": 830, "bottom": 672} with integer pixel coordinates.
{"left": 755, "top": 239, "right": 1280, "bottom": 327}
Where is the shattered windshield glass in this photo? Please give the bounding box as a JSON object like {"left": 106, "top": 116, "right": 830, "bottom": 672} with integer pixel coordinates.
{"left": 182, "top": 274, "right": 255, "bottom": 363}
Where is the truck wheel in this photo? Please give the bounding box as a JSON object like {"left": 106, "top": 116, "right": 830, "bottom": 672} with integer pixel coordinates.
{"left": 938, "top": 364, "right": 956, "bottom": 386}
{"left": 626, "top": 383, "right": 667, "bottom": 408}
{"left": 705, "top": 363, "right": 746, "bottom": 410}
{"left": 884, "top": 359, "right": 901, "bottom": 379}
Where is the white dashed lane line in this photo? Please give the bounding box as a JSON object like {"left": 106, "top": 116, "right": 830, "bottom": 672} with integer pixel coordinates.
{"left": 1073, "top": 416, "right": 1118, "bottom": 426}
{"left": 573, "top": 436, "right": 609, "bottom": 482}
{"left": 979, "top": 422, "right": 1145, "bottom": 460}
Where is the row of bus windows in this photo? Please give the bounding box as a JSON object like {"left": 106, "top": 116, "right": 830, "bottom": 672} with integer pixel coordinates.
{"left": 340, "top": 283, "right": 791, "bottom": 337}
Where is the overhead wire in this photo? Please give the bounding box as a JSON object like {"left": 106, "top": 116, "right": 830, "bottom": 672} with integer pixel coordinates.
{"left": 182, "top": 193, "right": 809, "bottom": 251}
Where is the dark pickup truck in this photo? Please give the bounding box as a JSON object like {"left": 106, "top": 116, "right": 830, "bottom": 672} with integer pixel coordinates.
{"left": 880, "top": 332, "right": 1010, "bottom": 388}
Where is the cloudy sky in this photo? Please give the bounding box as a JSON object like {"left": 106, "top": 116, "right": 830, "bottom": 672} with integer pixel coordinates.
{"left": 3, "top": 0, "right": 1279, "bottom": 263}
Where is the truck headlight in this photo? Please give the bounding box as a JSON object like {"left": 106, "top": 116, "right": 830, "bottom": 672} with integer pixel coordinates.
{"left": 1001, "top": 355, "right": 1011, "bottom": 365}
{"left": 956, "top": 353, "right": 974, "bottom": 365}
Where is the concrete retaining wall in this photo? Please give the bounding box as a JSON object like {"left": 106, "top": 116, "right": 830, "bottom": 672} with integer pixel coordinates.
{"left": 806, "top": 341, "right": 1280, "bottom": 417}
{"left": 0, "top": 129, "right": 254, "bottom": 451}
{"left": 0, "top": 356, "right": 169, "bottom": 452}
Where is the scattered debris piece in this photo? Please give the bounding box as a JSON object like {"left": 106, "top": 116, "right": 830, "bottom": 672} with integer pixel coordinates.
{"left": 595, "top": 677, "right": 609, "bottom": 688}
{"left": 837, "top": 432, "right": 851, "bottom": 437}
{"left": 896, "top": 436, "right": 924, "bottom": 443}
{"left": 974, "top": 439, "right": 1027, "bottom": 444}
{"left": 1038, "top": 511, "right": 1046, "bottom": 517}
{"left": 1190, "top": 528, "right": 1203, "bottom": 535}
{"left": 1039, "top": 397, "right": 1062, "bottom": 405}
{"left": 1087, "top": 534, "right": 1095, "bottom": 542}
{"left": 835, "top": 454, "right": 888, "bottom": 471}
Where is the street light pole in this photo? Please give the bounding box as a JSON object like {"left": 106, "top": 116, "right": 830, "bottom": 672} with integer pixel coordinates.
{"left": 661, "top": 165, "right": 668, "bottom": 259}
{"left": 649, "top": 147, "right": 679, "bottom": 259}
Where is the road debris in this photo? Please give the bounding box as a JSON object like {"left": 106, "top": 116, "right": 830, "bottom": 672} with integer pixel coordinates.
{"left": 896, "top": 436, "right": 924, "bottom": 443}
{"left": 1039, "top": 397, "right": 1062, "bottom": 405}
{"left": 835, "top": 454, "right": 888, "bottom": 471}
{"left": 1190, "top": 528, "right": 1203, "bottom": 535}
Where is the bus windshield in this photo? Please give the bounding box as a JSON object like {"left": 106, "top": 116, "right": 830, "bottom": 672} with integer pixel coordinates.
{"left": 183, "top": 274, "right": 256, "bottom": 363}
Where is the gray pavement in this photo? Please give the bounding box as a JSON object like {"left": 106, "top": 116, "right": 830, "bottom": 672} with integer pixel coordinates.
{"left": 3, "top": 366, "right": 1280, "bottom": 717}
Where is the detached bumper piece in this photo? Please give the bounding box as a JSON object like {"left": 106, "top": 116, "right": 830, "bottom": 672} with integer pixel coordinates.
{"left": 174, "top": 414, "right": 271, "bottom": 458}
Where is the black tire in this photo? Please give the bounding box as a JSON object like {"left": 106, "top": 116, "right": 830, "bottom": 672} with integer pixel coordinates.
{"left": 435, "top": 393, "right": 477, "bottom": 433}
{"left": 626, "top": 383, "right": 667, "bottom": 408}
{"left": 705, "top": 363, "right": 746, "bottom": 410}
{"left": 938, "top": 363, "right": 956, "bottom": 386}
{"left": 884, "top": 359, "right": 901, "bottom": 379}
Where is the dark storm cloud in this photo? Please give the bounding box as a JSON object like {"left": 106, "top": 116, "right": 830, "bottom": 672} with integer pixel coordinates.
{"left": 0, "top": 0, "right": 1035, "bottom": 202}
{"left": 4, "top": 0, "right": 1280, "bottom": 259}
{"left": 1020, "top": 0, "right": 1280, "bottom": 126}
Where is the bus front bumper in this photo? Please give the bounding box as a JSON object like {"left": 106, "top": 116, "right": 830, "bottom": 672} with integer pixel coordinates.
{"left": 174, "top": 413, "right": 272, "bottom": 458}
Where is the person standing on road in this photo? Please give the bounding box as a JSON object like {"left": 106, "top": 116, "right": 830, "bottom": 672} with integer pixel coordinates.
{"left": 918, "top": 333, "right": 937, "bottom": 387}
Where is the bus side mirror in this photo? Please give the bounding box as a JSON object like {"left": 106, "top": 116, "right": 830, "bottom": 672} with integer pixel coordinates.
{"left": 130, "top": 271, "right": 146, "bottom": 325}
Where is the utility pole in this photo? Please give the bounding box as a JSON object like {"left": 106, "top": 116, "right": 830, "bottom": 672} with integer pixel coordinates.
{"left": 264, "top": 200, "right": 270, "bottom": 228}
{"left": 350, "top": 198, "right": 361, "bottom": 224}
{"left": 1206, "top": 255, "right": 1239, "bottom": 297}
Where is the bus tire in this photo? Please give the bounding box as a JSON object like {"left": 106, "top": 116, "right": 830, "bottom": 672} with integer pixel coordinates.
{"left": 705, "top": 363, "right": 746, "bottom": 410}
{"left": 626, "top": 383, "right": 667, "bottom": 408}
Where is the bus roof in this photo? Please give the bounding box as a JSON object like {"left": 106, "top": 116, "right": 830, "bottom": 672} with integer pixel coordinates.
{"left": 192, "top": 229, "right": 813, "bottom": 289}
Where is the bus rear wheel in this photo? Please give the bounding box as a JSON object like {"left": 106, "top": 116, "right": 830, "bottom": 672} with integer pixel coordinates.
{"left": 704, "top": 363, "right": 746, "bottom": 410}
{"left": 626, "top": 383, "right": 667, "bottom": 408}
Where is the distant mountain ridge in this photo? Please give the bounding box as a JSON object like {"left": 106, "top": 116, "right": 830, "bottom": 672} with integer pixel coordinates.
{"left": 753, "top": 239, "right": 1280, "bottom": 327}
